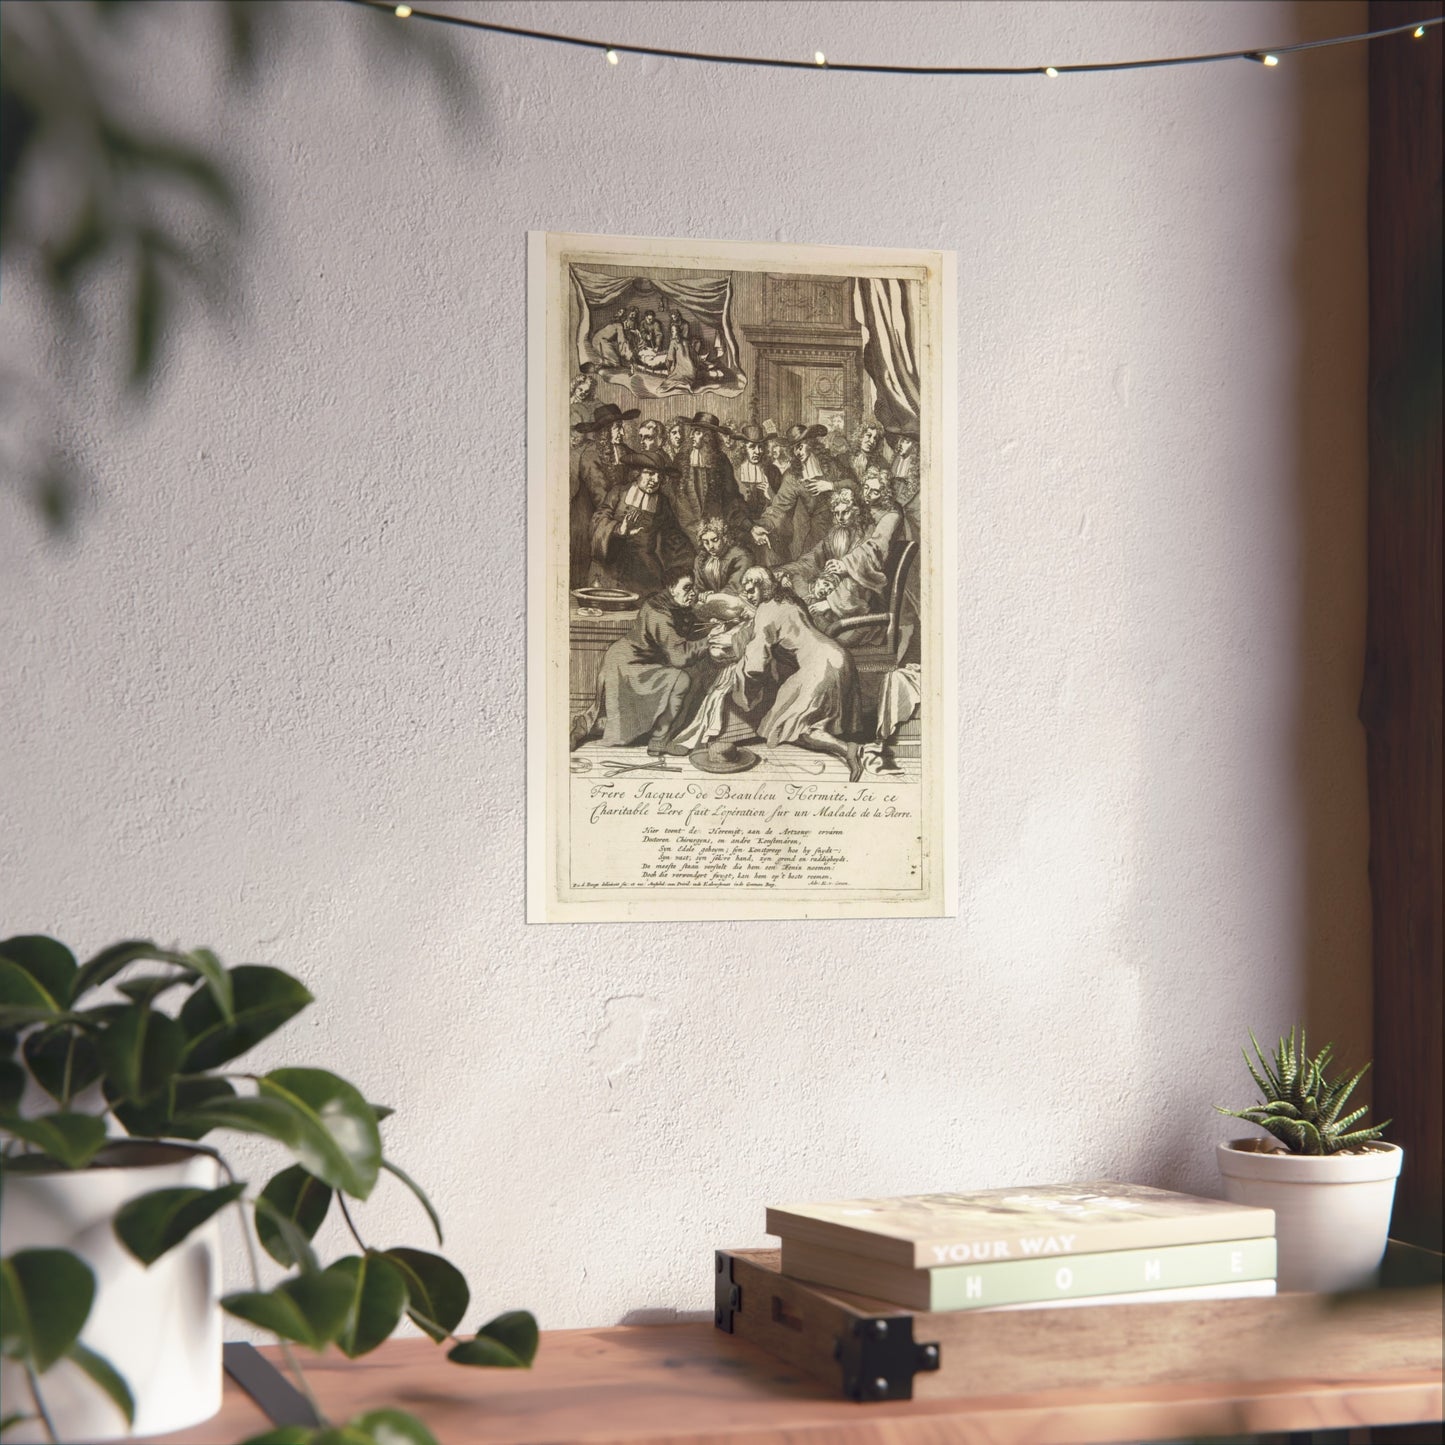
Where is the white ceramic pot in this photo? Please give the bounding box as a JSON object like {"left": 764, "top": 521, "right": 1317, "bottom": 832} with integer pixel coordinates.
{"left": 1216, "top": 1137, "right": 1403, "bottom": 1293}
{"left": 0, "top": 1141, "right": 224, "bottom": 1442}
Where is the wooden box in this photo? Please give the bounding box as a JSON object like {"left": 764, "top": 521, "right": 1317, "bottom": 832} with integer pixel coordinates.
{"left": 715, "top": 1243, "right": 1445, "bottom": 1404}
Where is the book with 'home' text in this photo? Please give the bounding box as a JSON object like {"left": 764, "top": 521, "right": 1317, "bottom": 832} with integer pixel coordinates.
{"left": 779, "top": 1234, "right": 1278, "bottom": 1310}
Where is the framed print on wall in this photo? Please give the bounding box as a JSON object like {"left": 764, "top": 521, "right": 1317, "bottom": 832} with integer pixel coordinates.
{"left": 527, "top": 230, "right": 956, "bottom": 922}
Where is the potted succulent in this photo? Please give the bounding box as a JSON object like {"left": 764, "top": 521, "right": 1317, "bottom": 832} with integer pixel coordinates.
{"left": 1215, "top": 1025, "right": 1401, "bottom": 1293}
{"left": 0, "top": 934, "right": 537, "bottom": 1444}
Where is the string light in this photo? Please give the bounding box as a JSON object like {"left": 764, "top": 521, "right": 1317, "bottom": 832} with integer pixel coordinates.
{"left": 341, "top": 3, "right": 1444, "bottom": 78}
{"left": 605, "top": 49, "right": 619, "bottom": 65}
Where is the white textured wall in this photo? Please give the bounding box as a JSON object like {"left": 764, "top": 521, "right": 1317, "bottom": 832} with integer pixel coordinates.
{"left": 0, "top": 1, "right": 1370, "bottom": 1330}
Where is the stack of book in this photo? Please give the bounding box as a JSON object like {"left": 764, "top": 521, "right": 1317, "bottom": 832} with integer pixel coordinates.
{"left": 766, "top": 1181, "right": 1277, "bottom": 1312}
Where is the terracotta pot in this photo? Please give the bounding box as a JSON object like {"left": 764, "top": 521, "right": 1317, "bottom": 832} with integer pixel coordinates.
{"left": 1216, "top": 1137, "right": 1403, "bottom": 1293}
{"left": 0, "top": 1141, "right": 224, "bottom": 1441}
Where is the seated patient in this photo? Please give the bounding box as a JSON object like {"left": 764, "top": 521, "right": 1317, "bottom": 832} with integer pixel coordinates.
{"left": 692, "top": 515, "right": 752, "bottom": 603}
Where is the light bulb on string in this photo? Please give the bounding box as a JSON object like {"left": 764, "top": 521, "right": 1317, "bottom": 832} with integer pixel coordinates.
{"left": 338, "top": 3, "right": 1441, "bottom": 80}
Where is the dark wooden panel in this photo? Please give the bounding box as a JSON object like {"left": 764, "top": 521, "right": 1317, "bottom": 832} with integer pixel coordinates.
{"left": 1364, "top": 0, "right": 1444, "bottom": 1293}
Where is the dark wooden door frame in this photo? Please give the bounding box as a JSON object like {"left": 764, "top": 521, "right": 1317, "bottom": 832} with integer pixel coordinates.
{"left": 1365, "top": 0, "right": 1443, "bottom": 1257}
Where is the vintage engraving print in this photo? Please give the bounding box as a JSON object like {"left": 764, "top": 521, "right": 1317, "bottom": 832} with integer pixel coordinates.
{"left": 527, "top": 231, "right": 955, "bottom": 921}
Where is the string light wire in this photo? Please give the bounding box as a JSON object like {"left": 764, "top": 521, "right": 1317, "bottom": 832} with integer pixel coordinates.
{"left": 347, "top": 1, "right": 1440, "bottom": 77}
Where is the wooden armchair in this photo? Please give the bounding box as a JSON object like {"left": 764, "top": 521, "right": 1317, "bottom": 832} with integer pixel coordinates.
{"left": 832, "top": 539, "right": 918, "bottom": 717}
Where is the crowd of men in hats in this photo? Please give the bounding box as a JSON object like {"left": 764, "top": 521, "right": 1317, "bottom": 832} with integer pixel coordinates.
{"left": 570, "top": 403, "right": 920, "bottom": 604}
{"left": 569, "top": 397, "right": 922, "bottom": 779}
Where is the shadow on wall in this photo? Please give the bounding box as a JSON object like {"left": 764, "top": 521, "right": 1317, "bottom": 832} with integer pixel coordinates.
{"left": 1125, "top": 0, "right": 1373, "bottom": 1198}
{"left": 0, "top": 0, "right": 473, "bottom": 536}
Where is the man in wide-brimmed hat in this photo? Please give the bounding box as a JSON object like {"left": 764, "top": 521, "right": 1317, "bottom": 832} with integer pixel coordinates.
{"left": 571, "top": 402, "right": 640, "bottom": 586}
{"left": 589, "top": 445, "right": 692, "bottom": 595}
{"left": 885, "top": 426, "right": 921, "bottom": 526}
{"left": 748, "top": 422, "right": 849, "bottom": 562}
{"left": 730, "top": 423, "right": 780, "bottom": 521}
{"left": 675, "top": 412, "right": 738, "bottom": 546}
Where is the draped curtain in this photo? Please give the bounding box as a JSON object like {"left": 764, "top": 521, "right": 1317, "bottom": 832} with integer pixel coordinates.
{"left": 853, "top": 277, "right": 921, "bottom": 431}
{"left": 570, "top": 266, "right": 746, "bottom": 398}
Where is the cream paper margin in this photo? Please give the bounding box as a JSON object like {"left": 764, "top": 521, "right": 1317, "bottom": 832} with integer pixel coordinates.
{"left": 526, "top": 231, "right": 957, "bottom": 923}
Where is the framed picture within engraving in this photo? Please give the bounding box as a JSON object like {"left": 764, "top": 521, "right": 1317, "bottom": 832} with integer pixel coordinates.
{"left": 527, "top": 231, "right": 956, "bottom": 922}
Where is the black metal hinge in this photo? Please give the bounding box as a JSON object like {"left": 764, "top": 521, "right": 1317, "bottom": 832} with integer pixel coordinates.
{"left": 833, "top": 1313, "right": 941, "bottom": 1401}
{"left": 714, "top": 1250, "right": 742, "bottom": 1332}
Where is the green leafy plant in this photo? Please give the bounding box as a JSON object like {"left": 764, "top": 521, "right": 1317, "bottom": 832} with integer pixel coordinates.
{"left": 1216, "top": 1025, "right": 1391, "bottom": 1156}
{"left": 0, "top": 935, "right": 536, "bottom": 1445}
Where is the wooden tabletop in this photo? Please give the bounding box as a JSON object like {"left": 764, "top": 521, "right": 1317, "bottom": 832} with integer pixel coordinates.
{"left": 149, "top": 1321, "right": 1443, "bottom": 1445}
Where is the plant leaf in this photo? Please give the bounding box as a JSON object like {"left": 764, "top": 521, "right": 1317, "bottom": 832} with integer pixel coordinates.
{"left": 175, "top": 1087, "right": 376, "bottom": 1200}
{"left": 171, "top": 1094, "right": 309, "bottom": 1153}
{"left": 0, "top": 1112, "right": 108, "bottom": 1168}
{"left": 169, "top": 1074, "right": 240, "bottom": 1112}
{"left": 154, "top": 1076, "right": 240, "bottom": 1141}
{"left": 1332, "top": 1121, "right": 1392, "bottom": 1151}
{"left": 23, "top": 1027, "right": 102, "bottom": 1103}
{"left": 0, "top": 1414, "right": 37, "bottom": 1435}
{"left": 97, "top": 1005, "right": 187, "bottom": 1103}
{"left": 380, "top": 1158, "right": 442, "bottom": 1246}
{"left": 258, "top": 1070, "right": 381, "bottom": 1201}
{"left": 181, "top": 948, "right": 233, "bottom": 1022}
{"left": 115, "top": 975, "right": 191, "bottom": 1008}
{"left": 113, "top": 1182, "right": 245, "bottom": 1266}
{"left": 71, "top": 941, "right": 179, "bottom": 1000}
{"left": 0, "top": 1248, "right": 95, "bottom": 1371}
{"left": 101, "top": 125, "right": 240, "bottom": 218}
{"left": 256, "top": 1165, "right": 332, "bottom": 1268}
{"left": 382, "top": 1248, "right": 468, "bottom": 1342}
{"left": 129, "top": 236, "right": 164, "bottom": 388}
{"left": 351, "top": 1408, "right": 441, "bottom": 1445}
{"left": 0, "top": 1059, "right": 25, "bottom": 1113}
{"left": 223, "top": 1272, "right": 353, "bottom": 1351}
{"left": 447, "top": 1310, "right": 538, "bottom": 1369}
{"left": 252, "top": 1196, "right": 321, "bottom": 1277}
{"left": 0, "top": 938, "right": 76, "bottom": 1008}
{"left": 0, "top": 1260, "right": 23, "bottom": 1359}
{"left": 67, "top": 1341, "right": 135, "bottom": 1426}
{"left": 326, "top": 1253, "right": 407, "bottom": 1359}
{"left": 179, "top": 966, "right": 313, "bottom": 1071}
{"left": 237, "top": 1431, "right": 315, "bottom": 1445}
{"left": 0, "top": 959, "right": 60, "bottom": 1027}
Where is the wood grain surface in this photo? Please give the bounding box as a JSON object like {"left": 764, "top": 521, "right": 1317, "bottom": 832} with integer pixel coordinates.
{"left": 723, "top": 1247, "right": 1444, "bottom": 1404}
{"left": 144, "top": 1307, "right": 1442, "bottom": 1445}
